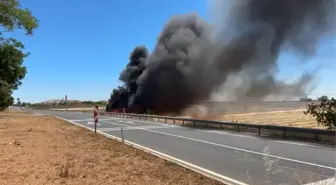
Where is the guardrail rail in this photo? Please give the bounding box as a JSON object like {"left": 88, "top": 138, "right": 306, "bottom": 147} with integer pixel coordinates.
{"left": 99, "top": 111, "right": 336, "bottom": 145}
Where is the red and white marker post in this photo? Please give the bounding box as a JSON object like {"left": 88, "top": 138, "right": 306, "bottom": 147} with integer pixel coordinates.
{"left": 94, "top": 105, "right": 99, "bottom": 133}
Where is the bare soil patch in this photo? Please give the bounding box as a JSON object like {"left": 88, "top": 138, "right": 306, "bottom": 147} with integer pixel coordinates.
{"left": 0, "top": 111, "right": 222, "bottom": 185}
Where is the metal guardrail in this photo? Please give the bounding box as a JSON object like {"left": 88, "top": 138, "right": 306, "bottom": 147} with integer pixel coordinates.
{"left": 99, "top": 111, "right": 336, "bottom": 144}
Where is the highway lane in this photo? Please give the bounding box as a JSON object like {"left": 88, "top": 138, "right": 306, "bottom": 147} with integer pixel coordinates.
{"left": 36, "top": 110, "right": 336, "bottom": 185}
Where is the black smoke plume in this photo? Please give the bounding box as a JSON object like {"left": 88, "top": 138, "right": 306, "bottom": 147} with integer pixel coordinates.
{"left": 106, "top": 46, "right": 148, "bottom": 111}
{"left": 107, "top": 0, "right": 335, "bottom": 114}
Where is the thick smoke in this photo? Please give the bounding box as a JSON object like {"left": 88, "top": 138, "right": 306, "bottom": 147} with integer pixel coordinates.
{"left": 107, "top": 0, "right": 335, "bottom": 114}
{"left": 106, "top": 47, "right": 148, "bottom": 111}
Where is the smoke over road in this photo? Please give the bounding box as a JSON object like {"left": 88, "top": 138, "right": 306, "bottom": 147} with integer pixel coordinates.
{"left": 106, "top": 0, "right": 335, "bottom": 114}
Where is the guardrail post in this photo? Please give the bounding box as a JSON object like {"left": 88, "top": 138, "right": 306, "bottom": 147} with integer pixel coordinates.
{"left": 284, "top": 130, "right": 286, "bottom": 139}
{"left": 315, "top": 133, "right": 318, "bottom": 142}
{"left": 205, "top": 122, "right": 208, "bottom": 128}
{"left": 237, "top": 125, "right": 240, "bottom": 132}
{"left": 121, "top": 128, "right": 124, "bottom": 143}
{"left": 173, "top": 119, "right": 175, "bottom": 124}
{"left": 94, "top": 106, "right": 98, "bottom": 134}
{"left": 258, "top": 127, "right": 261, "bottom": 135}
{"left": 220, "top": 124, "right": 222, "bottom": 130}
{"left": 193, "top": 121, "right": 195, "bottom": 127}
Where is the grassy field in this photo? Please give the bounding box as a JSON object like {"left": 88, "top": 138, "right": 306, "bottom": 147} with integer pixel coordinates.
{"left": 0, "top": 111, "right": 222, "bottom": 185}
{"left": 181, "top": 109, "right": 324, "bottom": 129}
{"left": 214, "top": 109, "right": 324, "bottom": 129}
{"left": 182, "top": 102, "right": 323, "bottom": 129}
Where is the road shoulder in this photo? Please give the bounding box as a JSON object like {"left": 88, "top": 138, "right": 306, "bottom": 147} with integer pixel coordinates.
{"left": 0, "top": 111, "right": 223, "bottom": 185}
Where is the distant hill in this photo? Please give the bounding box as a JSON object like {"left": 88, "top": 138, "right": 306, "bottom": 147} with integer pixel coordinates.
{"left": 39, "top": 99, "right": 106, "bottom": 105}
{"left": 40, "top": 99, "right": 63, "bottom": 104}
{"left": 40, "top": 99, "right": 82, "bottom": 104}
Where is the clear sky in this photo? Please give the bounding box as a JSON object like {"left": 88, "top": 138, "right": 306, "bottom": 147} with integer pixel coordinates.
{"left": 12, "top": 0, "right": 336, "bottom": 103}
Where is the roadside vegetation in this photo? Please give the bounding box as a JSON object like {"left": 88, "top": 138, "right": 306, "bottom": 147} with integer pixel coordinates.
{"left": 304, "top": 97, "right": 336, "bottom": 129}
{"left": 0, "top": 0, "right": 39, "bottom": 111}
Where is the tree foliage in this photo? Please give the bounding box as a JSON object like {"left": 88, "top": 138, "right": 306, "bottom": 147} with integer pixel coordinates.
{"left": 0, "top": 0, "right": 38, "bottom": 111}
{"left": 317, "top": 95, "right": 328, "bottom": 102}
{"left": 304, "top": 98, "right": 336, "bottom": 129}
{"left": 0, "top": 86, "right": 13, "bottom": 110}
{"left": 0, "top": 0, "right": 39, "bottom": 35}
{"left": 16, "top": 97, "right": 20, "bottom": 106}
{"left": 0, "top": 40, "right": 27, "bottom": 89}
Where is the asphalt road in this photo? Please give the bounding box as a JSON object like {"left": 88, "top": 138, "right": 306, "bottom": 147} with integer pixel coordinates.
{"left": 36, "top": 110, "right": 336, "bottom": 185}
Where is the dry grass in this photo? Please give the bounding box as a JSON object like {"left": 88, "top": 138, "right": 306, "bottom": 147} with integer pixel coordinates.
{"left": 181, "top": 109, "right": 325, "bottom": 129}
{"left": 216, "top": 109, "right": 325, "bottom": 129}
{"left": 0, "top": 111, "right": 222, "bottom": 185}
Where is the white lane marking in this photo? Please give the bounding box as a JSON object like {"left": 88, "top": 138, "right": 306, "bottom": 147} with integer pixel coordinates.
{"left": 274, "top": 140, "right": 322, "bottom": 147}
{"left": 133, "top": 128, "right": 336, "bottom": 170}
{"left": 69, "top": 118, "right": 118, "bottom": 122}
{"left": 45, "top": 112, "right": 333, "bottom": 149}
{"left": 205, "top": 130, "right": 330, "bottom": 147}
{"left": 55, "top": 116, "right": 247, "bottom": 185}
{"left": 116, "top": 120, "right": 135, "bottom": 124}
{"left": 58, "top": 114, "right": 336, "bottom": 170}
{"left": 100, "top": 119, "right": 177, "bottom": 128}
{"left": 111, "top": 118, "right": 331, "bottom": 150}
{"left": 99, "top": 125, "right": 177, "bottom": 132}
{"left": 87, "top": 122, "right": 101, "bottom": 126}
{"left": 99, "top": 116, "right": 166, "bottom": 125}
{"left": 205, "top": 130, "right": 257, "bottom": 139}
{"left": 304, "top": 177, "right": 336, "bottom": 185}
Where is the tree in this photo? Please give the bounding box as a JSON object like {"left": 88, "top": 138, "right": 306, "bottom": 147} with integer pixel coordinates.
{"left": 0, "top": 0, "right": 39, "bottom": 35}
{"left": 0, "top": 40, "right": 27, "bottom": 90}
{"left": 0, "top": 87, "right": 14, "bottom": 110}
{"left": 21, "top": 102, "right": 26, "bottom": 107}
{"left": 317, "top": 95, "right": 328, "bottom": 102}
{"left": 0, "top": 0, "right": 38, "bottom": 111}
{"left": 16, "top": 97, "right": 21, "bottom": 106}
{"left": 304, "top": 98, "right": 336, "bottom": 129}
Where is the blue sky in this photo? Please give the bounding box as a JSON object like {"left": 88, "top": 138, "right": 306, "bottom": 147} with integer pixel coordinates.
{"left": 12, "top": 0, "right": 336, "bottom": 103}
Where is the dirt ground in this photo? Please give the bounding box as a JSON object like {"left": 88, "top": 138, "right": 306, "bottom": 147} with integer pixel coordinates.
{"left": 0, "top": 111, "right": 222, "bottom": 185}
